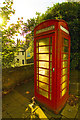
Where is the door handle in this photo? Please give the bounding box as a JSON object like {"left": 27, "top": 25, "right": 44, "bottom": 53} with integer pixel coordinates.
{"left": 53, "top": 68, "right": 55, "bottom": 72}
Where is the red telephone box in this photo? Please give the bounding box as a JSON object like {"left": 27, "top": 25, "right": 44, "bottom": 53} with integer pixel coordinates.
{"left": 34, "top": 19, "right": 70, "bottom": 114}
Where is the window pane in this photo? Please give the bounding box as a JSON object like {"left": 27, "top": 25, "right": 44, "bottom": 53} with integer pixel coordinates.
{"left": 17, "top": 59, "right": 19, "bottom": 63}
{"left": 50, "top": 94, "right": 51, "bottom": 100}
{"left": 36, "top": 48, "right": 38, "bottom": 53}
{"left": 63, "top": 54, "right": 68, "bottom": 60}
{"left": 63, "top": 46, "right": 68, "bottom": 53}
{"left": 36, "top": 41, "right": 38, "bottom": 46}
{"left": 37, "top": 67, "right": 38, "bottom": 74}
{"left": 39, "top": 38, "right": 49, "bottom": 46}
{"left": 50, "top": 37, "right": 52, "bottom": 45}
{"left": 36, "top": 54, "right": 38, "bottom": 60}
{"left": 39, "top": 75, "right": 49, "bottom": 84}
{"left": 39, "top": 61, "right": 49, "bottom": 69}
{"left": 61, "top": 75, "right": 68, "bottom": 83}
{"left": 50, "top": 71, "right": 52, "bottom": 77}
{"left": 50, "top": 62, "right": 52, "bottom": 69}
{"left": 50, "top": 46, "right": 52, "bottom": 53}
{"left": 22, "top": 60, "right": 24, "bottom": 64}
{"left": 37, "top": 81, "right": 38, "bottom": 86}
{"left": 50, "top": 54, "right": 52, "bottom": 61}
{"left": 39, "top": 54, "right": 49, "bottom": 61}
{"left": 39, "top": 88, "right": 48, "bottom": 98}
{"left": 36, "top": 61, "right": 38, "bottom": 66}
{"left": 39, "top": 46, "right": 49, "bottom": 53}
{"left": 61, "top": 88, "right": 67, "bottom": 96}
{"left": 50, "top": 85, "right": 52, "bottom": 92}
{"left": 37, "top": 74, "right": 38, "bottom": 80}
{"left": 39, "top": 68, "right": 49, "bottom": 76}
{"left": 64, "top": 38, "right": 68, "bottom": 46}
{"left": 62, "top": 68, "right": 68, "bottom": 75}
{"left": 50, "top": 77, "right": 52, "bottom": 85}
{"left": 61, "top": 81, "right": 67, "bottom": 90}
{"left": 39, "top": 82, "right": 48, "bottom": 91}
{"left": 62, "top": 61, "right": 68, "bottom": 68}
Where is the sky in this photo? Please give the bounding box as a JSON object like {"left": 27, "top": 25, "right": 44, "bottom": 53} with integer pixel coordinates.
{"left": 0, "top": 0, "right": 66, "bottom": 24}
{"left": 12, "top": 0, "right": 66, "bottom": 22}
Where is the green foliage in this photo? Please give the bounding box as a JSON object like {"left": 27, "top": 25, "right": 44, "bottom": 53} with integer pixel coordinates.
{"left": 25, "top": 2, "right": 80, "bottom": 69}
{"left": 2, "top": 1, "right": 79, "bottom": 69}
{"left": 42, "top": 2, "right": 80, "bottom": 69}
{"left": 1, "top": 1, "right": 24, "bottom": 68}
{"left": 0, "top": 1, "right": 15, "bottom": 26}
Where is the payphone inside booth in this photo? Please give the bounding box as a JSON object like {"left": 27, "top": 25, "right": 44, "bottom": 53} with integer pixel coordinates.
{"left": 34, "top": 19, "right": 70, "bottom": 114}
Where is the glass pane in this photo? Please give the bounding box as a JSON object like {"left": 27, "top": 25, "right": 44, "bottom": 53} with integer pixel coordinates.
{"left": 39, "top": 38, "right": 49, "bottom": 46}
{"left": 50, "top": 85, "right": 52, "bottom": 92}
{"left": 50, "top": 62, "right": 52, "bottom": 69}
{"left": 39, "top": 61, "right": 49, "bottom": 69}
{"left": 62, "top": 68, "right": 68, "bottom": 75}
{"left": 50, "top": 37, "right": 52, "bottom": 45}
{"left": 39, "top": 54, "right": 49, "bottom": 61}
{"left": 36, "top": 41, "right": 38, "bottom": 46}
{"left": 61, "top": 81, "right": 67, "bottom": 90}
{"left": 50, "top": 77, "right": 52, "bottom": 85}
{"left": 37, "top": 67, "right": 38, "bottom": 74}
{"left": 61, "top": 75, "right": 68, "bottom": 83}
{"left": 64, "top": 38, "right": 68, "bottom": 46}
{"left": 39, "top": 68, "right": 49, "bottom": 76}
{"left": 39, "top": 82, "right": 48, "bottom": 91}
{"left": 62, "top": 61, "right": 68, "bottom": 68}
{"left": 63, "top": 46, "right": 68, "bottom": 53}
{"left": 50, "top": 94, "right": 51, "bottom": 100}
{"left": 37, "top": 81, "right": 38, "bottom": 86}
{"left": 39, "top": 88, "right": 48, "bottom": 98}
{"left": 37, "top": 74, "right": 38, "bottom": 80}
{"left": 36, "top": 61, "right": 38, "bottom": 66}
{"left": 36, "top": 48, "right": 38, "bottom": 53}
{"left": 36, "top": 54, "right": 38, "bottom": 60}
{"left": 61, "top": 88, "right": 67, "bottom": 96}
{"left": 39, "top": 75, "right": 49, "bottom": 84}
{"left": 50, "top": 46, "right": 52, "bottom": 53}
{"left": 39, "top": 46, "right": 49, "bottom": 53}
{"left": 63, "top": 54, "right": 68, "bottom": 60}
{"left": 50, "top": 71, "right": 52, "bottom": 77}
{"left": 50, "top": 54, "right": 52, "bottom": 61}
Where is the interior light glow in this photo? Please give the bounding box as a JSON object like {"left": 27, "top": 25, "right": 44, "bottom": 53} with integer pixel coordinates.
{"left": 39, "top": 68, "right": 45, "bottom": 75}
{"left": 62, "top": 88, "right": 67, "bottom": 96}
{"left": 62, "top": 82, "right": 67, "bottom": 90}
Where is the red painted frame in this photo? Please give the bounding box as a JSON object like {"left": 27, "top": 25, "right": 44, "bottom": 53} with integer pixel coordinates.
{"left": 34, "top": 19, "right": 71, "bottom": 114}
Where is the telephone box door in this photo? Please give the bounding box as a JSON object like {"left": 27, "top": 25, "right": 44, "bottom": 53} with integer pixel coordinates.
{"left": 34, "top": 33, "right": 56, "bottom": 105}
{"left": 60, "top": 33, "right": 70, "bottom": 98}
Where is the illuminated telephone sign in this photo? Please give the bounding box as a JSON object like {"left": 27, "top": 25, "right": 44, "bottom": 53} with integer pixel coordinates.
{"left": 34, "top": 19, "right": 70, "bottom": 114}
